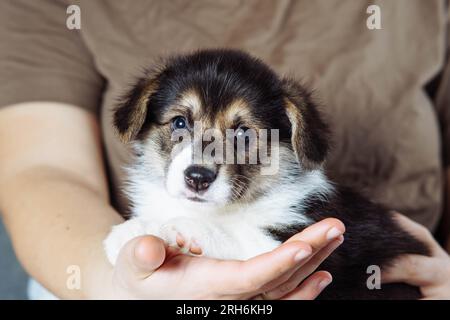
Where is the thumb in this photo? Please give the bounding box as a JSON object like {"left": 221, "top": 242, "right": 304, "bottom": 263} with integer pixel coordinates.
{"left": 115, "top": 235, "right": 167, "bottom": 280}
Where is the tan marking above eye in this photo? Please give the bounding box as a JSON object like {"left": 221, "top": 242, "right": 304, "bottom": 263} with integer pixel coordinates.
{"left": 215, "top": 98, "right": 249, "bottom": 129}
{"left": 159, "top": 89, "right": 203, "bottom": 125}
{"left": 216, "top": 98, "right": 264, "bottom": 131}
{"left": 226, "top": 99, "right": 251, "bottom": 122}
{"left": 159, "top": 106, "right": 192, "bottom": 124}
{"left": 178, "top": 89, "right": 202, "bottom": 116}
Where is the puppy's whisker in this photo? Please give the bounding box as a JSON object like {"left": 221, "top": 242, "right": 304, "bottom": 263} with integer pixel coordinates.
{"left": 232, "top": 174, "right": 254, "bottom": 183}
{"left": 229, "top": 178, "right": 249, "bottom": 201}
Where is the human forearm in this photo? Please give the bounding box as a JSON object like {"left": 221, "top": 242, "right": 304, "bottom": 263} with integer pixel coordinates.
{"left": 0, "top": 103, "right": 347, "bottom": 300}
{"left": 0, "top": 165, "right": 123, "bottom": 299}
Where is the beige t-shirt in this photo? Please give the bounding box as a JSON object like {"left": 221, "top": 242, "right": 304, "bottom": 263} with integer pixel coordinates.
{"left": 0, "top": 0, "right": 448, "bottom": 230}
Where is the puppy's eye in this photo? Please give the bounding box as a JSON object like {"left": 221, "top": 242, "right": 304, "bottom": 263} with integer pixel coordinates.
{"left": 235, "top": 126, "right": 251, "bottom": 147}
{"left": 172, "top": 116, "right": 187, "bottom": 130}
{"left": 236, "top": 126, "right": 249, "bottom": 138}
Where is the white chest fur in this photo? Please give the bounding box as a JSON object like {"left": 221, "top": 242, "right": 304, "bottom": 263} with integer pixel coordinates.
{"left": 104, "top": 169, "right": 333, "bottom": 265}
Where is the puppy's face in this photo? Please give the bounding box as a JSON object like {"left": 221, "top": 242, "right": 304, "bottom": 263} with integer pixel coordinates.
{"left": 114, "top": 50, "right": 329, "bottom": 206}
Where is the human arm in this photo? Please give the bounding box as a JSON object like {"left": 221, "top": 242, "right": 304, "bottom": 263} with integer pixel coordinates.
{"left": 0, "top": 102, "right": 346, "bottom": 299}
{"left": 0, "top": 102, "right": 122, "bottom": 298}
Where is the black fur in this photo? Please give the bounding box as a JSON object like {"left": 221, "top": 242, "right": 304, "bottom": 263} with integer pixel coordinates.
{"left": 268, "top": 186, "right": 430, "bottom": 299}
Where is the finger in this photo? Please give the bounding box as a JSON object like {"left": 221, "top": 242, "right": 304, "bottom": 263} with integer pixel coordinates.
{"left": 217, "top": 219, "right": 344, "bottom": 297}
{"left": 286, "top": 218, "right": 345, "bottom": 250}
{"left": 281, "top": 271, "right": 332, "bottom": 300}
{"left": 382, "top": 254, "right": 439, "bottom": 287}
{"left": 219, "top": 240, "right": 312, "bottom": 296}
{"left": 391, "top": 212, "right": 441, "bottom": 255}
{"left": 259, "top": 221, "right": 345, "bottom": 293}
{"left": 115, "top": 235, "right": 167, "bottom": 281}
{"left": 263, "top": 235, "right": 343, "bottom": 299}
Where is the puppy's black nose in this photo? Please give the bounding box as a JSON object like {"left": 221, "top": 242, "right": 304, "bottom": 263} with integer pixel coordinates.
{"left": 184, "top": 165, "right": 216, "bottom": 192}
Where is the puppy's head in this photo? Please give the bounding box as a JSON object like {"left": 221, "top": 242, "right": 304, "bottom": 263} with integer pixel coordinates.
{"left": 114, "top": 49, "right": 329, "bottom": 206}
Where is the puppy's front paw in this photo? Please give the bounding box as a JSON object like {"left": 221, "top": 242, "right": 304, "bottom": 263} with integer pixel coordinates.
{"left": 160, "top": 218, "right": 210, "bottom": 256}
{"left": 103, "top": 219, "right": 148, "bottom": 266}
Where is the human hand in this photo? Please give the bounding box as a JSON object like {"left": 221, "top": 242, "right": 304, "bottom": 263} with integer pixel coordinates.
{"left": 106, "top": 218, "right": 345, "bottom": 299}
{"left": 382, "top": 213, "right": 450, "bottom": 299}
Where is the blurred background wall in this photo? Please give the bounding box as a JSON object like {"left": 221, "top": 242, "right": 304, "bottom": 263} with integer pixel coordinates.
{"left": 0, "top": 218, "right": 28, "bottom": 299}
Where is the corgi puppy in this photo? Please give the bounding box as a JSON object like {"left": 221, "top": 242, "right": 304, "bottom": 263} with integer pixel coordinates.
{"left": 104, "top": 49, "right": 428, "bottom": 299}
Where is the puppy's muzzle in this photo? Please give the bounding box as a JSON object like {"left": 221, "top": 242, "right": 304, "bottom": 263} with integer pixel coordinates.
{"left": 184, "top": 165, "right": 217, "bottom": 193}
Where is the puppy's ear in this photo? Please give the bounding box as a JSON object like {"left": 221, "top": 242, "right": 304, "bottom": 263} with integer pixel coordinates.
{"left": 114, "top": 71, "right": 160, "bottom": 143}
{"left": 281, "top": 78, "right": 329, "bottom": 170}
